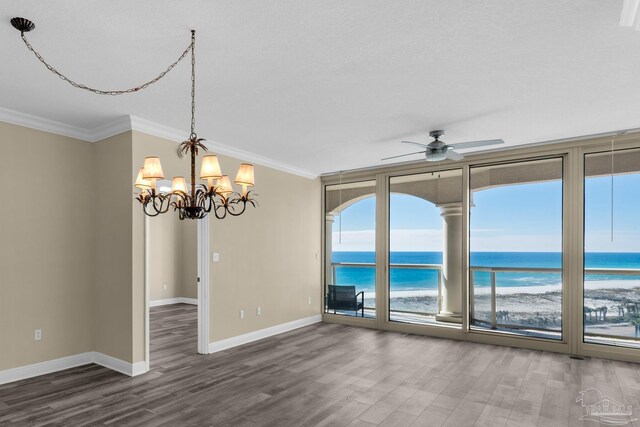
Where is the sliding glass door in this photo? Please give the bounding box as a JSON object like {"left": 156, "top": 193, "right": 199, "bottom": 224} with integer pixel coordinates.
{"left": 324, "top": 180, "right": 377, "bottom": 318}
{"left": 388, "top": 170, "right": 463, "bottom": 327}
{"left": 469, "top": 158, "right": 564, "bottom": 339}
{"left": 584, "top": 148, "right": 640, "bottom": 348}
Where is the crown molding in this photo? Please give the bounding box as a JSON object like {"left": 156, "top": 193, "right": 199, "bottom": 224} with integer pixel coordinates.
{"left": 128, "top": 115, "right": 319, "bottom": 179}
{"left": 89, "top": 116, "right": 132, "bottom": 142}
{"left": 0, "top": 106, "right": 93, "bottom": 141}
{"left": 0, "top": 106, "right": 319, "bottom": 179}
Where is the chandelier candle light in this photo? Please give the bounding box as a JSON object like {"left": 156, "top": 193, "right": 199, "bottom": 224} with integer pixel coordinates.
{"left": 11, "top": 18, "right": 257, "bottom": 220}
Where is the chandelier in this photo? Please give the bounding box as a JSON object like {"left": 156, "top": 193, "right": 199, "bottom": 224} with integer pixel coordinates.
{"left": 11, "top": 17, "right": 257, "bottom": 220}
{"left": 134, "top": 30, "right": 257, "bottom": 220}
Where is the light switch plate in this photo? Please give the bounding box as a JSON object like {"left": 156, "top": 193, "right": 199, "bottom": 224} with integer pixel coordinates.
{"left": 212, "top": 253, "right": 220, "bottom": 262}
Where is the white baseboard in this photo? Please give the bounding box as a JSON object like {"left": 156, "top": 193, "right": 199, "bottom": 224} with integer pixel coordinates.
{"left": 209, "top": 315, "right": 322, "bottom": 354}
{"left": 149, "top": 297, "right": 198, "bottom": 307}
{"left": 92, "top": 352, "right": 148, "bottom": 377}
{"left": 132, "top": 361, "right": 149, "bottom": 376}
{"left": 0, "top": 352, "right": 94, "bottom": 385}
{"left": 0, "top": 351, "right": 147, "bottom": 385}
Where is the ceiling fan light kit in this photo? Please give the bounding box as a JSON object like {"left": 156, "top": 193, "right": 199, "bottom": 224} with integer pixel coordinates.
{"left": 11, "top": 17, "right": 258, "bottom": 220}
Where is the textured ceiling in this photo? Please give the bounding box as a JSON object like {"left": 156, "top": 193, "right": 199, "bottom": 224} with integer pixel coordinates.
{"left": 2, "top": 1, "right": 640, "bottom": 176}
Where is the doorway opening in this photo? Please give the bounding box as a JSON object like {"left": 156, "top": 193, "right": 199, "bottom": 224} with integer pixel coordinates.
{"left": 144, "top": 214, "right": 210, "bottom": 370}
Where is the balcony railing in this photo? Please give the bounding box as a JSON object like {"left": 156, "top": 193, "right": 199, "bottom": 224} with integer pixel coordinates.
{"left": 469, "top": 266, "right": 562, "bottom": 331}
{"left": 329, "top": 262, "right": 640, "bottom": 336}
{"left": 330, "top": 262, "right": 442, "bottom": 312}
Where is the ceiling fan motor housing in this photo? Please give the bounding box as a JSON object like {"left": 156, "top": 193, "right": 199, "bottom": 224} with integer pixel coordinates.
{"left": 429, "top": 130, "right": 445, "bottom": 140}
{"left": 426, "top": 148, "right": 447, "bottom": 162}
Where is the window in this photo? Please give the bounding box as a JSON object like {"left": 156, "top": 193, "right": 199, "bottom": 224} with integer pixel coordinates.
{"left": 388, "top": 170, "right": 462, "bottom": 327}
{"left": 584, "top": 148, "right": 640, "bottom": 348}
{"left": 324, "top": 180, "right": 376, "bottom": 318}
{"left": 469, "top": 158, "right": 563, "bottom": 339}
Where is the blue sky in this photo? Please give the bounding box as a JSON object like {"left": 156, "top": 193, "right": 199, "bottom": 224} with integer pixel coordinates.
{"left": 332, "top": 173, "right": 640, "bottom": 252}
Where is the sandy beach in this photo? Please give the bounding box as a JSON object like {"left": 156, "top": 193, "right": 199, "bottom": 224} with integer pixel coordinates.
{"left": 363, "top": 280, "right": 640, "bottom": 338}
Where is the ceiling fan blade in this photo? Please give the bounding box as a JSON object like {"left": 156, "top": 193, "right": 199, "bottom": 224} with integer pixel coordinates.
{"left": 381, "top": 150, "right": 426, "bottom": 161}
{"left": 401, "top": 140, "right": 429, "bottom": 148}
{"left": 448, "top": 139, "right": 504, "bottom": 150}
{"left": 445, "top": 150, "right": 464, "bottom": 161}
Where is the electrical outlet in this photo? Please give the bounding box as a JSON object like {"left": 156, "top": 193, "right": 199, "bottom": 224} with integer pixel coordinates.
{"left": 308, "top": 297, "right": 312, "bottom": 305}
{"left": 257, "top": 306, "right": 261, "bottom": 316}
{"left": 35, "top": 329, "right": 42, "bottom": 341}
{"left": 240, "top": 309, "right": 244, "bottom": 319}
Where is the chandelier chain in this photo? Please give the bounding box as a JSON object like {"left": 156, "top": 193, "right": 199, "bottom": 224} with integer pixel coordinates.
{"left": 190, "top": 30, "right": 196, "bottom": 137}
{"left": 19, "top": 32, "right": 193, "bottom": 96}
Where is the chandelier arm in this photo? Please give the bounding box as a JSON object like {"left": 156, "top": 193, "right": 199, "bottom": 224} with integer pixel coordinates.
{"left": 227, "top": 203, "right": 247, "bottom": 217}
{"left": 172, "top": 192, "right": 187, "bottom": 210}
{"left": 226, "top": 196, "right": 249, "bottom": 217}
{"left": 213, "top": 202, "right": 228, "bottom": 220}
{"left": 154, "top": 194, "right": 172, "bottom": 215}
{"left": 18, "top": 32, "right": 193, "bottom": 96}
{"left": 143, "top": 196, "right": 168, "bottom": 217}
{"left": 143, "top": 205, "right": 163, "bottom": 217}
{"left": 200, "top": 191, "right": 214, "bottom": 213}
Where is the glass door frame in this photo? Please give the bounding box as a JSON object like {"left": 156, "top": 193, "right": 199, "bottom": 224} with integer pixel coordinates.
{"left": 577, "top": 142, "right": 640, "bottom": 362}
{"left": 384, "top": 167, "right": 465, "bottom": 331}
{"left": 466, "top": 155, "right": 568, "bottom": 344}
{"left": 321, "top": 177, "right": 379, "bottom": 328}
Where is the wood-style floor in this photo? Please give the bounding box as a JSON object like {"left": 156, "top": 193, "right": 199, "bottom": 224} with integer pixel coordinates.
{"left": 1, "top": 304, "right": 640, "bottom": 426}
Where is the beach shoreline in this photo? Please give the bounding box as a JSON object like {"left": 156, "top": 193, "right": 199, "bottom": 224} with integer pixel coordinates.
{"left": 359, "top": 279, "right": 640, "bottom": 300}
{"left": 358, "top": 284, "right": 640, "bottom": 338}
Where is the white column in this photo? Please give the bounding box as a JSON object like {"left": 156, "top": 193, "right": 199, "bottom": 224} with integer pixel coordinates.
{"left": 436, "top": 203, "right": 463, "bottom": 323}
{"left": 325, "top": 214, "right": 335, "bottom": 288}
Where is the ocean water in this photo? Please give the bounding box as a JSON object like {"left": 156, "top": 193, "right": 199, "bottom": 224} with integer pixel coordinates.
{"left": 331, "top": 251, "right": 640, "bottom": 292}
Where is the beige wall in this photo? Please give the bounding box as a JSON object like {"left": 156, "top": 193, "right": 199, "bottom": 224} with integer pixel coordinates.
{"left": 148, "top": 213, "right": 196, "bottom": 301}
{"left": 92, "top": 132, "right": 134, "bottom": 362}
{"left": 0, "top": 123, "right": 94, "bottom": 371}
{"left": 149, "top": 213, "right": 180, "bottom": 301}
{"left": 181, "top": 220, "right": 197, "bottom": 299}
{"left": 209, "top": 156, "right": 322, "bottom": 342}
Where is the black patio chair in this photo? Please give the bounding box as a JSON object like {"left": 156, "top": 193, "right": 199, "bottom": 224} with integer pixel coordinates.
{"left": 326, "top": 285, "right": 364, "bottom": 317}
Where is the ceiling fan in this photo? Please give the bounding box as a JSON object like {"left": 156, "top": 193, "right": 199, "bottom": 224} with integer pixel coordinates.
{"left": 382, "top": 130, "right": 504, "bottom": 162}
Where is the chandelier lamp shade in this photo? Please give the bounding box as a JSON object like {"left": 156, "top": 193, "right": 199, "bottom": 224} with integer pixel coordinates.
{"left": 11, "top": 17, "right": 258, "bottom": 220}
